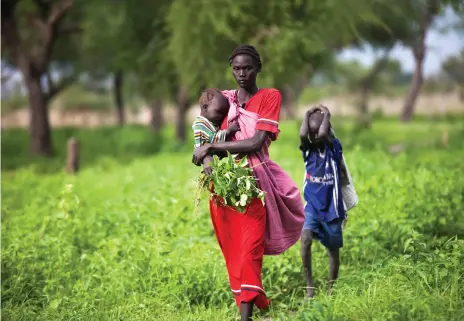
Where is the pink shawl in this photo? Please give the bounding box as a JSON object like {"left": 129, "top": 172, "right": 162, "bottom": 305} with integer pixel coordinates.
{"left": 222, "top": 90, "right": 305, "bottom": 255}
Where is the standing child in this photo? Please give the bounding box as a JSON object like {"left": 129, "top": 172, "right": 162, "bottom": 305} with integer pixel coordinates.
{"left": 299, "top": 105, "right": 347, "bottom": 298}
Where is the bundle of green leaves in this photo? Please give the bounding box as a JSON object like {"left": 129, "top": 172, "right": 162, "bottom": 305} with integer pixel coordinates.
{"left": 196, "top": 153, "right": 265, "bottom": 213}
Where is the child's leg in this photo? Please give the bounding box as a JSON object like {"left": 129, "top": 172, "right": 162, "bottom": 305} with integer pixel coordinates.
{"left": 327, "top": 247, "right": 340, "bottom": 294}
{"left": 301, "top": 229, "right": 315, "bottom": 298}
{"left": 320, "top": 219, "right": 343, "bottom": 294}
{"left": 301, "top": 212, "right": 323, "bottom": 298}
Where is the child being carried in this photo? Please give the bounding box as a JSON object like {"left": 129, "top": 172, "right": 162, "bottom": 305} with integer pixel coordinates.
{"left": 192, "top": 88, "right": 240, "bottom": 175}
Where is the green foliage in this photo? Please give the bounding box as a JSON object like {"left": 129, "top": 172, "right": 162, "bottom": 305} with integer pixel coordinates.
{"left": 77, "top": 0, "right": 176, "bottom": 104}
{"left": 355, "top": 1, "right": 417, "bottom": 48}
{"left": 2, "top": 120, "right": 464, "bottom": 320}
{"left": 442, "top": 50, "right": 464, "bottom": 85}
{"left": 80, "top": 0, "right": 129, "bottom": 71}
{"left": 58, "top": 84, "right": 113, "bottom": 111}
{"left": 196, "top": 153, "right": 265, "bottom": 213}
{"left": 122, "top": 0, "right": 177, "bottom": 101}
{"left": 166, "top": 0, "right": 382, "bottom": 94}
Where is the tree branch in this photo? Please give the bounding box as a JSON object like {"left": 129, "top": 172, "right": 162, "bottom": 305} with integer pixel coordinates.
{"left": 46, "top": 74, "right": 76, "bottom": 101}
{"left": 35, "top": 0, "right": 75, "bottom": 73}
{"left": 1, "top": 0, "right": 20, "bottom": 65}
{"left": 33, "top": 0, "right": 52, "bottom": 20}
{"left": 251, "top": 25, "right": 279, "bottom": 45}
{"left": 361, "top": 44, "right": 394, "bottom": 90}
{"left": 58, "top": 23, "right": 82, "bottom": 35}
{"left": 412, "top": 0, "right": 439, "bottom": 60}
{"left": 46, "top": 71, "right": 54, "bottom": 93}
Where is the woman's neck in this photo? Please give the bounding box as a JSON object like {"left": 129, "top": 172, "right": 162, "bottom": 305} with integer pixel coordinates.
{"left": 237, "top": 86, "right": 259, "bottom": 105}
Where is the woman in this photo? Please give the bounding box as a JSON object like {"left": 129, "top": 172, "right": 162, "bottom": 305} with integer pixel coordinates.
{"left": 192, "top": 45, "right": 304, "bottom": 321}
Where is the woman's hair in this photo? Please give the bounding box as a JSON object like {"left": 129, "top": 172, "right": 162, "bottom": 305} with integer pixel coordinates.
{"left": 199, "top": 88, "right": 227, "bottom": 108}
{"left": 228, "top": 44, "right": 262, "bottom": 71}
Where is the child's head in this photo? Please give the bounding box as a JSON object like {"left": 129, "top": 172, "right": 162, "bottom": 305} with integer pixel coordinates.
{"left": 308, "top": 110, "right": 324, "bottom": 142}
{"left": 199, "top": 88, "right": 230, "bottom": 126}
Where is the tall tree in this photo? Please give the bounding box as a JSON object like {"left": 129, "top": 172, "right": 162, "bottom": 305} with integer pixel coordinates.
{"left": 1, "top": 0, "right": 81, "bottom": 156}
{"left": 80, "top": 0, "right": 129, "bottom": 125}
{"left": 442, "top": 50, "right": 464, "bottom": 101}
{"left": 400, "top": 0, "right": 463, "bottom": 122}
{"left": 122, "top": 0, "right": 174, "bottom": 133}
{"left": 358, "top": 47, "right": 394, "bottom": 126}
{"left": 352, "top": 1, "right": 416, "bottom": 125}
{"left": 400, "top": 0, "right": 441, "bottom": 122}
{"left": 166, "top": 0, "right": 381, "bottom": 140}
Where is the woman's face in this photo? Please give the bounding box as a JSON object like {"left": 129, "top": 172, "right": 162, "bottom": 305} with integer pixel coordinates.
{"left": 231, "top": 54, "right": 259, "bottom": 89}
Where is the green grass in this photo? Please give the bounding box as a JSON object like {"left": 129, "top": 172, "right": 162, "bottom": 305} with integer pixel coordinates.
{"left": 2, "top": 118, "right": 464, "bottom": 321}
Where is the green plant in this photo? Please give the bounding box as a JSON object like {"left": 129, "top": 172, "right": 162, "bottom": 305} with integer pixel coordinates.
{"left": 196, "top": 152, "right": 265, "bottom": 213}
{"left": 2, "top": 118, "right": 464, "bottom": 321}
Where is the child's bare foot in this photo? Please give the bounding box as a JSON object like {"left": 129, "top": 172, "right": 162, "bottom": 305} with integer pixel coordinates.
{"left": 306, "top": 286, "right": 316, "bottom": 298}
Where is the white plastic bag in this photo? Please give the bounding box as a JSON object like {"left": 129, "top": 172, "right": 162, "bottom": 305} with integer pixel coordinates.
{"left": 340, "top": 154, "right": 358, "bottom": 212}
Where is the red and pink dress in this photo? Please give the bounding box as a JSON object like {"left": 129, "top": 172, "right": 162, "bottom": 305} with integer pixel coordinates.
{"left": 208, "top": 88, "right": 305, "bottom": 309}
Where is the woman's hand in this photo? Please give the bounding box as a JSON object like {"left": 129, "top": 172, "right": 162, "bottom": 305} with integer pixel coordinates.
{"left": 192, "top": 144, "right": 211, "bottom": 166}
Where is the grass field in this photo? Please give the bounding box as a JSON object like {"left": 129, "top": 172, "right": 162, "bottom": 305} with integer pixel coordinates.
{"left": 2, "top": 117, "right": 464, "bottom": 321}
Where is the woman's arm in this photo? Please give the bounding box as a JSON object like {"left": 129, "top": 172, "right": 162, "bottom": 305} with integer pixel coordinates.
{"left": 192, "top": 131, "right": 269, "bottom": 166}
{"left": 210, "top": 130, "right": 269, "bottom": 154}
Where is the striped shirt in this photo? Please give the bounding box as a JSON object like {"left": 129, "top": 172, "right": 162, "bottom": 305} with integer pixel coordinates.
{"left": 192, "top": 116, "right": 228, "bottom": 148}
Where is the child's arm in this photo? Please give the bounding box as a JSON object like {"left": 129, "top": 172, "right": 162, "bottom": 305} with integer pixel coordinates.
{"left": 299, "top": 106, "right": 318, "bottom": 151}
{"left": 318, "top": 105, "right": 331, "bottom": 142}
{"left": 211, "top": 121, "right": 240, "bottom": 143}
{"left": 225, "top": 121, "right": 240, "bottom": 140}
{"left": 192, "top": 120, "right": 213, "bottom": 166}
{"left": 193, "top": 121, "right": 211, "bottom": 148}
{"left": 211, "top": 130, "right": 227, "bottom": 143}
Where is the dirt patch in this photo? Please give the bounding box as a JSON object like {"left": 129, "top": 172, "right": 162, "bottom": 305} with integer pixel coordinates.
{"left": 1, "top": 92, "right": 463, "bottom": 130}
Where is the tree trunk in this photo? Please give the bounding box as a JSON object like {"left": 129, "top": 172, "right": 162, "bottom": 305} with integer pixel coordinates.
{"left": 113, "top": 70, "right": 125, "bottom": 126}
{"left": 150, "top": 99, "right": 163, "bottom": 133}
{"left": 400, "top": 2, "right": 437, "bottom": 122}
{"left": 357, "top": 85, "right": 372, "bottom": 129}
{"left": 26, "top": 75, "right": 53, "bottom": 156}
{"left": 358, "top": 46, "right": 393, "bottom": 128}
{"left": 401, "top": 57, "right": 425, "bottom": 122}
{"left": 1, "top": 0, "right": 76, "bottom": 157}
{"left": 281, "top": 84, "right": 296, "bottom": 120}
{"left": 175, "top": 86, "right": 190, "bottom": 142}
{"left": 359, "top": 85, "right": 370, "bottom": 114}
{"left": 65, "top": 137, "right": 79, "bottom": 174}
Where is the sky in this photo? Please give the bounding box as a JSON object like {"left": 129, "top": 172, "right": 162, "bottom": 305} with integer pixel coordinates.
{"left": 338, "top": 7, "right": 463, "bottom": 77}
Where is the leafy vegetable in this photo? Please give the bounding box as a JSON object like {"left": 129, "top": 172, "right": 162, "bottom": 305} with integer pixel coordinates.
{"left": 196, "top": 152, "right": 265, "bottom": 213}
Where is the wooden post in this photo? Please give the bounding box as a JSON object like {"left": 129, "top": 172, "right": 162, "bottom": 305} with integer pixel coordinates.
{"left": 388, "top": 144, "right": 405, "bottom": 156}
{"left": 65, "top": 137, "right": 79, "bottom": 174}
{"left": 441, "top": 129, "right": 448, "bottom": 147}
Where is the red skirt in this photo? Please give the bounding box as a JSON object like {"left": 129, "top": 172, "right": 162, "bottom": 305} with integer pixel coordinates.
{"left": 209, "top": 196, "right": 270, "bottom": 309}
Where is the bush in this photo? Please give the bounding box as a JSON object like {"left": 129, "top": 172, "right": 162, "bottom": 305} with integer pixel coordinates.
{"left": 2, "top": 119, "right": 464, "bottom": 320}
